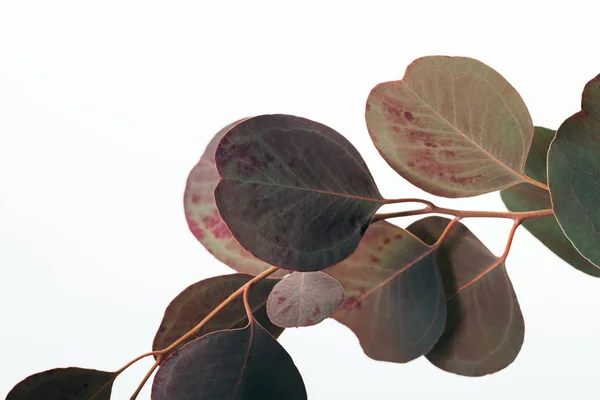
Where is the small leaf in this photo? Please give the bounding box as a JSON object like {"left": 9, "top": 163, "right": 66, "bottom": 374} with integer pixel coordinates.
{"left": 501, "top": 127, "right": 600, "bottom": 277}
{"left": 184, "top": 119, "right": 285, "bottom": 277}
{"left": 366, "top": 56, "right": 533, "bottom": 198}
{"left": 326, "top": 221, "right": 446, "bottom": 363}
{"left": 151, "top": 322, "right": 307, "bottom": 400}
{"left": 548, "top": 74, "right": 600, "bottom": 268}
{"left": 215, "top": 114, "right": 384, "bottom": 271}
{"left": 408, "top": 217, "right": 524, "bottom": 376}
{"left": 266, "top": 272, "right": 344, "bottom": 327}
{"left": 153, "top": 274, "right": 283, "bottom": 354}
{"left": 7, "top": 367, "right": 115, "bottom": 400}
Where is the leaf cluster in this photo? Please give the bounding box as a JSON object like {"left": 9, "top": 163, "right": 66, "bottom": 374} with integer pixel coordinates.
{"left": 8, "top": 56, "right": 600, "bottom": 399}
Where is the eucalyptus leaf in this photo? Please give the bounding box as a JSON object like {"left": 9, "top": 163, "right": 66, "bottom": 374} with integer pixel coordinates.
{"left": 266, "top": 272, "right": 344, "bottom": 328}
{"left": 366, "top": 56, "right": 534, "bottom": 198}
{"left": 7, "top": 368, "right": 115, "bottom": 400}
{"left": 408, "top": 217, "right": 524, "bottom": 376}
{"left": 548, "top": 74, "right": 600, "bottom": 268}
{"left": 501, "top": 126, "right": 600, "bottom": 276}
{"left": 326, "top": 221, "right": 446, "bottom": 363}
{"left": 215, "top": 114, "right": 384, "bottom": 271}
{"left": 151, "top": 322, "right": 306, "bottom": 400}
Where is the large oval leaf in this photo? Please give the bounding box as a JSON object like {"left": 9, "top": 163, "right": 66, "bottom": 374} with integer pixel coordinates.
{"left": 266, "top": 272, "right": 344, "bottom": 327}
{"left": 153, "top": 274, "right": 283, "bottom": 354}
{"left": 408, "top": 217, "right": 524, "bottom": 376}
{"left": 501, "top": 126, "right": 600, "bottom": 276}
{"left": 366, "top": 56, "right": 534, "bottom": 198}
{"left": 214, "top": 114, "right": 384, "bottom": 271}
{"left": 7, "top": 367, "right": 115, "bottom": 400}
{"left": 326, "top": 221, "right": 446, "bottom": 363}
{"left": 185, "top": 120, "right": 285, "bottom": 277}
{"left": 548, "top": 74, "right": 600, "bottom": 268}
{"left": 151, "top": 322, "right": 307, "bottom": 400}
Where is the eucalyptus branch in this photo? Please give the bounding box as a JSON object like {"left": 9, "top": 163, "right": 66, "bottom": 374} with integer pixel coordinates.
{"left": 372, "top": 202, "right": 553, "bottom": 223}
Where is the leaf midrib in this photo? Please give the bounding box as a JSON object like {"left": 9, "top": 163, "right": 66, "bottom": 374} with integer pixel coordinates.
{"left": 221, "top": 177, "right": 385, "bottom": 203}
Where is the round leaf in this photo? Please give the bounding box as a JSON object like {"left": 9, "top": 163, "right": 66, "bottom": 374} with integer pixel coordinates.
{"left": 501, "top": 126, "right": 600, "bottom": 276}
{"left": 184, "top": 119, "right": 285, "bottom": 276}
{"left": 266, "top": 272, "right": 344, "bottom": 327}
{"left": 215, "top": 114, "right": 384, "bottom": 271}
{"left": 326, "top": 221, "right": 446, "bottom": 363}
{"left": 153, "top": 274, "right": 283, "bottom": 354}
{"left": 408, "top": 217, "right": 524, "bottom": 376}
{"left": 366, "top": 56, "right": 534, "bottom": 198}
{"left": 152, "top": 322, "right": 307, "bottom": 400}
{"left": 7, "top": 367, "right": 115, "bottom": 400}
{"left": 548, "top": 74, "right": 600, "bottom": 268}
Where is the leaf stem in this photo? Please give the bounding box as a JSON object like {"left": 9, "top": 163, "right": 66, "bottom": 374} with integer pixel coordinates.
{"left": 372, "top": 203, "right": 553, "bottom": 223}
{"left": 129, "top": 359, "right": 161, "bottom": 400}
{"left": 87, "top": 351, "right": 159, "bottom": 400}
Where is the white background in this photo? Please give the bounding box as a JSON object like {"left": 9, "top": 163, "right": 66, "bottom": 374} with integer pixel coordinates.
{"left": 1, "top": 1, "right": 600, "bottom": 399}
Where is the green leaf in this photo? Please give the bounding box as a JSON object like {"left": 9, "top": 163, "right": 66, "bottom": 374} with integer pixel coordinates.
{"left": 366, "top": 56, "right": 534, "bottom": 198}
{"left": 185, "top": 119, "right": 286, "bottom": 277}
{"left": 266, "top": 272, "right": 344, "bottom": 328}
{"left": 326, "top": 221, "right": 446, "bottom": 363}
{"left": 501, "top": 126, "right": 600, "bottom": 277}
{"left": 151, "top": 322, "right": 307, "bottom": 400}
{"left": 548, "top": 74, "right": 600, "bottom": 268}
{"left": 153, "top": 274, "right": 283, "bottom": 354}
{"left": 215, "top": 114, "right": 384, "bottom": 272}
{"left": 7, "top": 368, "right": 115, "bottom": 400}
{"left": 407, "top": 217, "right": 524, "bottom": 376}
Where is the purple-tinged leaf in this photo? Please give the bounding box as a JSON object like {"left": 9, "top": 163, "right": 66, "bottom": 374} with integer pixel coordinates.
{"left": 215, "top": 114, "right": 384, "bottom": 272}
{"left": 408, "top": 217, "right": 524, "bottom": 376}
{"left": 501, "top": 127, "right": 600, "bottom": 277}
{"left": 153, "top": 274, "right": 283, "bottom": 355}
{"left": 151, "top": 322, "right": 306, "bottom": 400}
{"left": 7, "top": 367, "right": 115, "bottom": 400}
{"left": 266, "top": 272, "right": 344, "bottom": 328}
{"left": 184, "top": 119, "right": 286, "bottom": 277}
{"left": 548, "top": 73, "right": 600, "bottom": 268}
{"left": 326, "top": 221, "right": 446, "bottom": 363}
{"left": 366, "top": 56, "right": 534, "bottom": 198}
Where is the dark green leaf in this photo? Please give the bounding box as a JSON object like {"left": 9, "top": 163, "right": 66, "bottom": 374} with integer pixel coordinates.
{"left": 151, "top": 322, "right": 306, "bottom": 400}
{"left": 7, "top": 368, "right": 115, "bottom": 400}
{"left": 215, "top": 114, "right": 384, "bottom": 271}
{"left": 326, "top": 221, "right": 446, "bottom": 363}
{"left": 184, "top": 119, "right": 286, "bottom": 277}
{"left": 153, "top": 274, "right": 283, "bottom": 355}
{"left": 548, "top": 74, "right": 600, "bottom": 268}
{"left": 501, "top": 126, "right": 600, "bottom": 276}
{"left": 408, "top": 217, "right": 524, "bottom": 376}
{"left": 366, "top": 56, "right": 534, "bottom": 198}
{"left": 266, "top": 272, "right": 344, "bottom": 327}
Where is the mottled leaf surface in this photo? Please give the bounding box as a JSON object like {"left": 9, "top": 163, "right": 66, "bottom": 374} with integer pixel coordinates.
{"left": 6, "top": 368, "right": 114, "bottom": 400}
{"left": 185, "top": 120, "right": 285, "bottom": 277}
{"left": 548, "top": 74, "right": 600, "bottom": 268}
{"left": 366, "top": 56, "right": 533, "bottom": 198}
{"left": 502, "top": 127, "right": 600, "bottom": 276}
{"left": 326, "top": 221, "right": 446, "bottom": 363}
{"left": 152, "top": 322, "right": 306, "bottom": 400}
{"left": 408, "top": 217, "right": 524, "bottom": 376}
{"left": 153, "top": 274, "right": 283, "bottom": 354}
{"left": 266, "top": 272, "right": 344, "bottom": 327}
{"left": 215, "top": 114, "right": 384, "bottom": 271}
